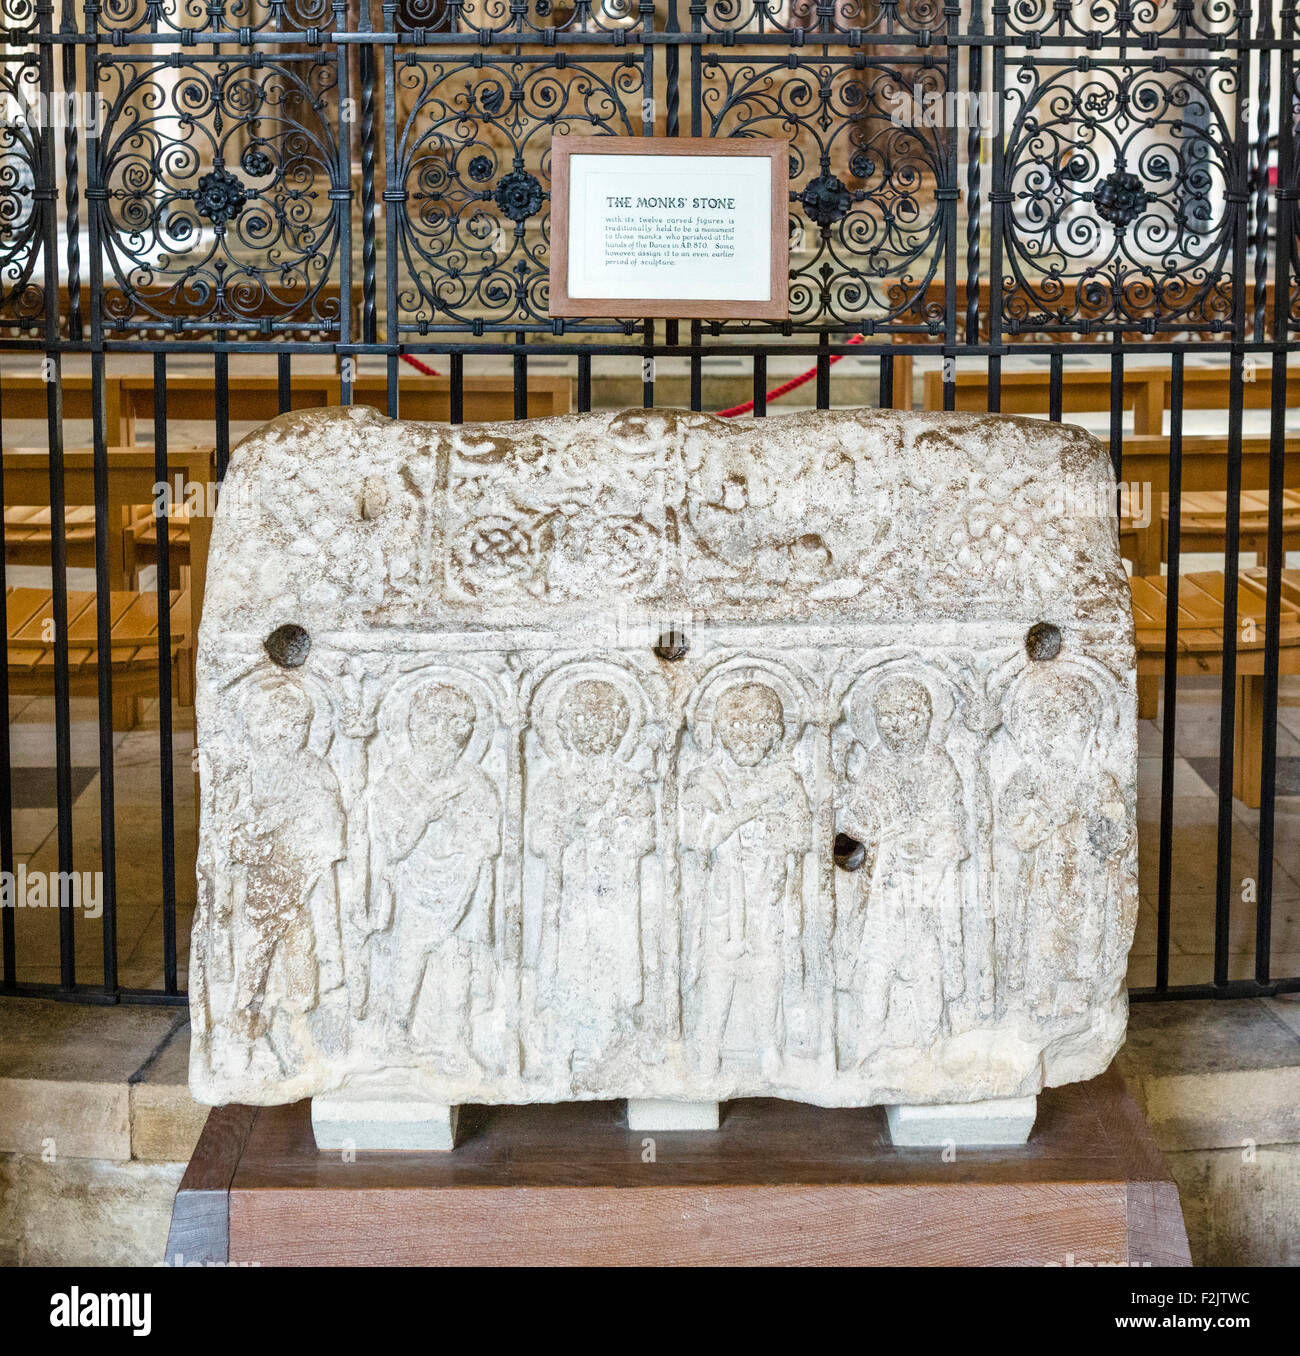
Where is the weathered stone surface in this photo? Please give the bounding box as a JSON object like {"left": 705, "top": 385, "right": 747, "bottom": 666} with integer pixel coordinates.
{"left": 0, "top": 1153, "right": 184, "bottom": 1267}
{"left": 189, "top": 405, "right": 1139, "bottom": 1112}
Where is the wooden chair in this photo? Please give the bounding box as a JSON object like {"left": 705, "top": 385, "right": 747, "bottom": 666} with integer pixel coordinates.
{"left": 1129, "top": 569, "right": 1300, "bottom": 808}
{"left": 125, "top": 505, "right": 191, "bottom": 591}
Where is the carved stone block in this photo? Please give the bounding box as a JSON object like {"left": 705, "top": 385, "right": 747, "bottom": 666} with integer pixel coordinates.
{"left": 189, "top": 406, "right": 1138, "bottom": 1118}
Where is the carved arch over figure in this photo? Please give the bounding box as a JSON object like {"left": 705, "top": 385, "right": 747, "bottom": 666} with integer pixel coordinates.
{"left": 1002, "top": 657, "right": 1123, "bottom": 760}
{"left": 836, "top": 656, "right": 960, "bottom": 751}
{"left": 685, "top": 655, "right": 814, "bottom": 756}
{"left": 222, "top": 667, "right": 340, "bottom": 760}
{"left": 374, "top": 663, "right": 507, "bottom": 773}
{"left": 527, "top": 656, "right": 663, "bottom": 766}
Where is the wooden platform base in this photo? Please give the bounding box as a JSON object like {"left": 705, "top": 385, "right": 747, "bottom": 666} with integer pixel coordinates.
{"left": 166, "top": 1067, "right": 1190, "bottom": 1267}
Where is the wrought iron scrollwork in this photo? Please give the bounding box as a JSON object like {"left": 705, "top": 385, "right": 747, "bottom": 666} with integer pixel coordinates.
{"left": 93, "top": 53, "right": 345, "bottom": 334}
{"left": 0, "top": 51, "right": 43, "bottom": 328}
{"left": 392, "top": 53, "right": 644, "bottom": 331}
{"left": 703, "top": 55, "right": 948, "bottom": 331}
{"left": 1000, "top": 57, "right": 1238, "bottom": 334}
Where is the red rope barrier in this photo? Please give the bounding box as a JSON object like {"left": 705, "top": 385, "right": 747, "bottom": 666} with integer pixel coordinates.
{"left": 398, "top": 337, "right": 876, "bottom": 412}
{"left": 400, "top": 353, "right": 441, "bottom": 377}
{"left": 714, "top": 333, "right": 868, "bottom": 417}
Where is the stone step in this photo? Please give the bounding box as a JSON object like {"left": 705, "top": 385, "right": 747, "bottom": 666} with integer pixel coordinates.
{"left": 0, "top": 997, "right": 204, "bottom": 1165}
{"left": 0, "top": 997, "right": 205, "bottom": 1266}
{"left": 1116, "top": 995, "right": 1300, "bottom": 1266}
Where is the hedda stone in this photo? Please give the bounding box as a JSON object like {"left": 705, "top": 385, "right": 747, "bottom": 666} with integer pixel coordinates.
{"left": 188, "top": 405, "right": 1139, "bottom": 1145}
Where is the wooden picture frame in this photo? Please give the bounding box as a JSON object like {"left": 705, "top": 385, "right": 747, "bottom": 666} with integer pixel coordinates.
{"left": 548, "top": 136, "right": 790, "bottom": 321}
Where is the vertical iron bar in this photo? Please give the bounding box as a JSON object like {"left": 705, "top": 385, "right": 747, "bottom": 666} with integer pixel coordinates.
{"left": 1049, "top": 353, "right": 1063, "bottom": 422}
{"left": 642, "top": 321, "right": 654, "bottom": 409}
{"left": 1108, "top": 335, "right": 1124, "bottom": 486}
{"left": 359, "top": 22, "right": 378, "bottom": 347}
{"left": 1255, "top": 27, "right": 1296, "bottom": 985}
{"left": 1212, "top": 56, "right": 1255, "bottom": 987}
{"left": 44, "top": 0, "right": 74, "bottom": 989}
{"left": 987, "top": 0, "right": 1006, "bottom": 418}
{"left": 450, "top": 352, "right": 464, "bottom": 426}
{"left": 514, "top": 344, "right": 527, "bottom": 420}
{"left": 753, "top": 354, "right": 766, "bottom": 418}
{"left": 336, "top": 0, "right": 354, "bottom": 401}
{"left": 90, "top": 356, "right": 118, "bottom": 994}
{"left": 0, "top": 371, "right": 14, "bottom": 988}
{"left": 1156, "top": 352, "right": 1185, "bottom": 992}
{"left": 577, "top": 352, "right": 592, "bottom": 413}
{"left": 277, "top": 353, "right": 291, "bottom": 415}
{"left": 878, "top": 353, "right": 893, "bottom": 410}
{"left": 381, "top": 0, "right": 398, "bottom": 415}
{"left": 82, "top": 0, "right": 117, "bottom": 993}
{"left": 1252, "top": 5, "right": 1273, "bottom": 344}
{"left": 1213, "top": 348, "right": 1247, "bottom": 987}
{"left": 965, "top": 0, "right": 983, "bottom": 347}
{"left": 60, "top": 0, "right": 80, "bottom": 341}
{"left": 153, "top": 355, "right": 177, "bottom": 994}
{"left": 214, "top": 352, "right": 230, "bottom": 481}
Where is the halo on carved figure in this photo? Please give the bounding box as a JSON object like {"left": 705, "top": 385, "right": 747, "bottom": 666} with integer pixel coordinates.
{"left": 529, "top": 659, "right": 650, "bottom": 766}
{"left": 375, "top": 665, "right": 501, "bottom": 770}
{"left": 841, "top": 659, "right": 958, "bottom": 751}
{"left": 686, "top": 657, "right": 809, "bottom": 757}
{"left": 1003, "top": 660, "right": 1116, "bottom": 756}
{"left": 227, "top": 671, "right": 334, "bottom": 758}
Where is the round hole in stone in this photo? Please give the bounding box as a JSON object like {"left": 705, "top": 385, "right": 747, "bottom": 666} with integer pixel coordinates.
{"left": 1024, "top": 621, "right": 1061, "bottom": 662}
{"left": 833, "top": 832, "right": 866, "bottom": 872}
{"left": 264, "top": 623, "right": 311, "bottom": 669}
{"left": 653, "top": 629, "right": 689, "bottom": 662}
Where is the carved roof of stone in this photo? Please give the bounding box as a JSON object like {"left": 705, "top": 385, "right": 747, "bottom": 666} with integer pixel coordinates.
{"left": 202, "top": 405, "right": 1132, "bottom": 636}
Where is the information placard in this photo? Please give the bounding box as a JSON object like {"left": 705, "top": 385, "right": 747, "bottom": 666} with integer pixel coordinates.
{"left": 549, "top": 137, "right": 789, "bottom": 320}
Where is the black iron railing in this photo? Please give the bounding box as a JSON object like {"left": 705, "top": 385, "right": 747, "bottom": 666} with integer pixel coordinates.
{"left": 0, "top": 0, "right": 1297, "bottom": 1004}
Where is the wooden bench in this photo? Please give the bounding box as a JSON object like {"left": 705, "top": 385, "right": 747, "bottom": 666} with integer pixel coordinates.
{"left": 4, "top": 505, "right": 100, "bottom": 570}
{"left": 1129, "top": 569, "right": 1300, "bottom": 808}
{"left": 6, "top": 586, "right": 193, "bottom": 707}
{"left": 921, "top": 362, "right": 1285, "bottom": 434}
{"left": 3, "top": 446, "right": 213, "bottom": 728}
{"left": 0, "top": 375, "right": 130, "bottom": 443}
{"left": 1, "top": 371, "right": 573, "bottom": 446}
{"left": 118, "top": 372, "right": 573, "bottom": 442}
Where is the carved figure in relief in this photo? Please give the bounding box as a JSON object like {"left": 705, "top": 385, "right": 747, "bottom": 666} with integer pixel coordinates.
{"left": 999, "top": 669, "right": 1131, "bottom": 1016}
{"left": 372, "top": 682, "right": 502, "bottom": 1063}
{"left": 529, "top": 678, "right": 655, "bottom": 1066}
{"left": 682, "top": 682, "right": 812, "bottom": 1076}
{"left": 226, "top": 684, "right": 346, "bottom": 1062}
{"left": 837, "top": 674, "right": 970, "bottom": 1051}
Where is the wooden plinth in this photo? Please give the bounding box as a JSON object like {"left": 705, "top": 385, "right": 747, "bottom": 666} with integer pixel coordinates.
{"left": 166, "top": 1067, "right": 1190, "bottom": 1267}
